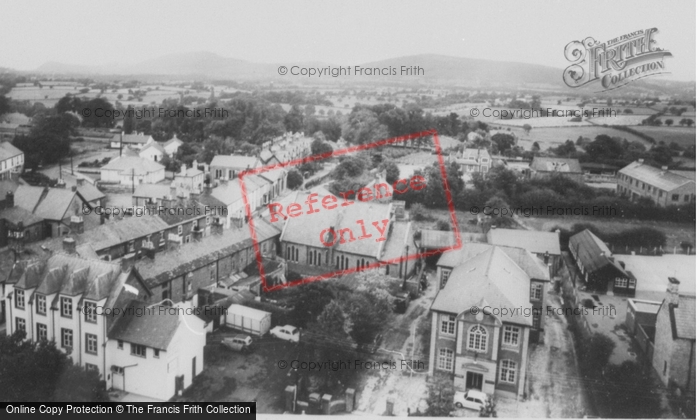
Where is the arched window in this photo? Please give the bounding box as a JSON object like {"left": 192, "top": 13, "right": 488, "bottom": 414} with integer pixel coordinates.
{"left": 467, "top": 325, "right": 488, "bottom": 353}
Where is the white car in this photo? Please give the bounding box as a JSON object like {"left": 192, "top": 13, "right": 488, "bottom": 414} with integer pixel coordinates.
{"left": 270, "top": 325, "right": 300, "bottom": 342}
{"left": 453, "top": 389, "right": 489, "bottom": 411}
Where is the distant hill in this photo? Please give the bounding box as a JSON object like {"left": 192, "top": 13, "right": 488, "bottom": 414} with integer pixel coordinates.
{"left": 33, "top": 52, "right": 693, "bottom": 94}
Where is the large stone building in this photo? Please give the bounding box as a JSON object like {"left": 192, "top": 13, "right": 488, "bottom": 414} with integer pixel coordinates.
{"left": 617, "top": 160, "right": 695, "bottom": 207}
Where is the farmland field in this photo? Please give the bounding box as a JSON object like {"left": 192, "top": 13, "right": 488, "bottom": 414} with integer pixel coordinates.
{"left": 489, "top": 125, "right": 653, "bottom": 151}
{"left": 631, "top": 126, "right": 697, "bottom": 147}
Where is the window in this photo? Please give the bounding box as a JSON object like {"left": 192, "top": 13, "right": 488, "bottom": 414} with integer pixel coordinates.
{"left": 684, "top": 195, "right": 690, "bottom": 202}
{"left": 503, "top": 325, "right": 520, "bottom": 346}
{"left": 467, "top": 325, "right": 488, "bottom": 353}
{"left": 177, "top": 225, "right": 183, "bottom": 235}
{"left": 437, "top": 348, "right": 454, "bottom": 371}
{"left": 206, "top": 216, "right": 211, "bottom": 225}
{"left": 14, "top": 289, "right": 25, "bottom": 309}
{"left": 628, "top": 278, "right": 636, "bottom": 289}
{"left": 128, "top": 241, "right": 134, "bottom": 252}
{"left": 532, "top": 309, "right": 541, "bottom": 330}
{"left": 530, "top": 283, "right": 543, "bottom": 300}
{"left": 84, "top": 301, "right": 97, "bottom": 323}
{"left": 192, "top": 221, "right": 197, "bottom": 230}
{"left": 37, "top": 323, "right": 47, "bottom": 341}
{"left": 35, "top": 294, "right": 46, "bottom": 315}
{"left": 61, "top": 328, "right": 73, "bottom": 349}
{"left": 614, "top": 277, "right": 628, "bottom": 288}
{"left": 117, "top": 340, "right": 124, "bottom": 350}
{"left": 85, "top": 333, "right": 98, "bottom": 355}
{"left": 440, "top": 269, "right": 451, "bottom": 288}
{"left": 131, "top": 344, "right": 147, "bottom": 357}
{"left": 499, "top": 360, "right": 517, "bottom": 383}
{"left": 61, "top": 297, "right": 73, "bottom": 318}
{"left": 85, "top": 363, "right": 99, "bottom": 372}
{"left": 671, "top": 194, "right": 679, "bottom": 201}
{"left": 154, "top": 349, "right": 160, "bottom": 358}
{"left": 15, "top": 317, "right": 25, "bottom": 332}
{"left": 440, "top": 315, "right": 456, "bottom": 335}
{"left": 185, "top": 235, "right": 191, "bottom": 243}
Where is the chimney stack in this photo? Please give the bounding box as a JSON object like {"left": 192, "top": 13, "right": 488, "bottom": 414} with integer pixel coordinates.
{"left": 76, "top": 178, "right": 85, "bottom": 187}
{"left": 69, "top": 216, "right": 84, "bottom": 234}
{"left": 667, "top": 277, "right": 680, "bottom": 306}
{"left": 661, "top": 166, "right": 668, "bottom": 171}
{"left": 62, "top": 237, "right": 76, "bottom": 254}
{"left": 71, "top": 185, "right": 77, "bottom": 192}
{"left": 181, "top": 163, "right": 187, "bottom": 175}
{"left": 121, "top": 253, "right": 136, "bottom": 273}
{"left": 637, "top": 158, "right": 644, "bottom": 163}
{"left": 5, "top": 191, "right": 14, "bottom": 208}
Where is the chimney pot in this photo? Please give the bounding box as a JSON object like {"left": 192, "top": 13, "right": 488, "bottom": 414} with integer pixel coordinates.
{"left": 62, "top": 237, "right": 76, "bottom": 254}
{"left": 121, "top": 253, "right": 136, "bottom": 273}
{"left": 667, "top": 277, "right": 680, "bottom": 306}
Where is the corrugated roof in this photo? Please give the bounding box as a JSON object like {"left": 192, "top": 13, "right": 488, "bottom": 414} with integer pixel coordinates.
{"left": 569, "top": 229, "right": 627, "bottom": 276}
{"left": 531, "top": 157, "right": 582, "bottom": 173}
{"left": 619, "top": 161, "right": 694, "bottom": 192}
{"left": 432, "top": 247, "right": 533, "bottom": 326}
{"left": 487, "top": 228, "right": 561, "bottom": 255}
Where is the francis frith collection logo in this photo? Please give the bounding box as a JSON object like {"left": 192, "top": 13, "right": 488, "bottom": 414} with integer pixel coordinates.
{"left": 563, "top": 28, "right": 672, "bottom": 91}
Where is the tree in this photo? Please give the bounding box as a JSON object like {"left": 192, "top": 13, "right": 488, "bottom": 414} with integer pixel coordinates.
{"left": 13, "top": 113, "right": 77, "bottom": 168}
{"left": 287, "top": 169, "right": 304, "bottom": 190}
{"left": 580, "top": 333, "right": 615, "bottom": 374}
{"left": 0, "top": 95, "right": 10, "bottom": 116}
{"left": 342, "top": 108, "right": 388, "bottom": 144}
{"left": 531, "top": 141, "right": 540, "bottom": 152}
{"left": 82, "top": 97, "right": 114, "bottom": 128}
{"left": 491, "top": 133, "right": 515, "bottom": 154}
{"left": 523, "top": 124, "right": 532, "bottom": 135}
{"left": 345, "top": 292, "right": 392, "bottom": 346}
{"left": 284, "top": 104, "right": 305, "bottom": 132}
{"left": 378, "top": 160, "right": 400, "bottom": 184}
{"left": 0, "top": 330, "right": 109, "bottom": 402}
{"left": 122, "top": 106, "right": 136, "bottom": 134}
{"left": 316, "top": 300, "right": 349, "bottom": 338}
{"left": 585, "top": 135, "right": 624, "bottom": 160}
{"left": 311, "top": 137, "right": 333, "bottom": 156}
{"left": 303, "top": 104, "right": 316, "bottom": 117}
{"left": 665, "top": 118, "right": 674, "bottom": 126}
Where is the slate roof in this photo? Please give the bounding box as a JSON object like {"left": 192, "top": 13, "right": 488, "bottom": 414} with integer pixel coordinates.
{"left": 157, "top": 198, "right": 208, "bottom": 225}
{"left": 77, "top": 182, "right": 105, "bottom": 203}
{"left": 531, "top": 157, "right": 582, "bottom": 173}
{"left": 107, "top": 300, "right": 181, "bottom": 350}
{"left": 438, "top": 243, "right": 549, "bottom": 280}
{"left": 669, "top": 295, "right": 696, "bottom": 340}
{"left": 420, "top": 229, "right": 486, "bottom": 249}
{"left": 0, "top": 206, "right": 43, "bottom": 225}
{"left": 380, "top": 220, "right": 412, "bottom": 262}
{"left": 163, "top": 136, "right": 183, "bottom": 148}
{"left": 487, "top": 228, "right": 561, "bottom": 255}
{"left": 0, "top": 142, "right": 23, "bottom": 160}
{"left": 669, "top": 170, "right": 695, "bottom": 182}
{"left": 14, "top": 185, "right": 46, "bottom": 213}
{"left": 101, "top": 156, "right": 164, "bottom": 175}
{"left": 136, "top": 221, "right": 280, "bottom": 288}
{"left": 569, "top": 229, "right": 628, "bottom": 277}
{"left": 619, "top": 161, "right": 695, "bottom": 192}
{"left": 112, "top": 133, "right": 152, "bottom": 144}
{"left": 139, "top": 141, "right": 165, "bottom": 155}
{"left": 280, "top": 192, "right": 392, "bottom": 259}
{"left": 210, "top": 155, "right": 260, "bottom": 170}
{"left": 33, "top": 188, "right": 83, "bottom": 221}
{"left": 133, "top": 184, "right": 171, "bottom": 199}
{"left": 432, "top": 247, "right": 533, "bottom": 326}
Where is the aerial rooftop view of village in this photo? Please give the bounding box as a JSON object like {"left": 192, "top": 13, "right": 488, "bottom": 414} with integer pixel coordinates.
{"left": 0, "top": 0, "right": 696, "bottom": 418}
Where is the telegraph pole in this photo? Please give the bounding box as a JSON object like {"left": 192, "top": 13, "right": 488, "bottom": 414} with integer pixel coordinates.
{"left": 132, "top": 168, "right": 135, "bottom": 194}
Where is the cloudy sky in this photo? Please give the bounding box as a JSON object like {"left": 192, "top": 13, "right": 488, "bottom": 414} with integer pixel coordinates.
{"left": 0, "top": 0, "right": 695, "bottom": 80}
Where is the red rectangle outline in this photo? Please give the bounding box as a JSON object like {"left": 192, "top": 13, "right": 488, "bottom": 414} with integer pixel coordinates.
{"left": 239, "top": 129, "right": 462, "bottom": 292}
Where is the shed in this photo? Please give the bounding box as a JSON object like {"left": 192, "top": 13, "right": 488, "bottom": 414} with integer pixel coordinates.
{"left": 225, "top": 304, "right": 272, "bottom": 336}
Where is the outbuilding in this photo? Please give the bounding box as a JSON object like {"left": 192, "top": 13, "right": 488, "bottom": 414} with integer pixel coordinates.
{"left": 225, "top": 304, "right": 272, "bottom": 336}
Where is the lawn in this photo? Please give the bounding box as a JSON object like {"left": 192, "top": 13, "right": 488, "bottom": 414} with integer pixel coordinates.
{"left": 493, "top": 125, "right": 653, "bottom": 151}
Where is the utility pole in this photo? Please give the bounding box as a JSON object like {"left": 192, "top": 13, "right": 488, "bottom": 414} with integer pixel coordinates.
{"left": 131, "top": 168, "right": 135, "bottom": 194}
{"left": 120, "top": 131, "right": 123, "bottom": 157}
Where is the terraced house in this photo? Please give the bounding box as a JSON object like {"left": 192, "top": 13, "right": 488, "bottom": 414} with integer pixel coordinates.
{"left": 429, "top": 247, "right": 536, "bottom": 399}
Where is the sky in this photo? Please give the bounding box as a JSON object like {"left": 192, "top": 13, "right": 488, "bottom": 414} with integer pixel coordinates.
{"left": 0, "top": 0, "right": 695, "bottom": 81}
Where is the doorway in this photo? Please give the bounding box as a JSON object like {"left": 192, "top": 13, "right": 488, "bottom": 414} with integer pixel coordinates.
{"left": 466, "top": 371, "right": 483, "bottom": 390}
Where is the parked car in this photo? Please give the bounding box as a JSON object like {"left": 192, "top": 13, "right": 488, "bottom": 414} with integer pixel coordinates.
{"left": 221, "top": 334, "right": 254, "bottom": 353}
{"left": 453, "top": 389, "right": 490, "bottom": 411}
{"left": 356, "top": 333, "right": 383, "bottom": 354}
{"left": 270, "top": 325, "right": 300, "bottom": 342}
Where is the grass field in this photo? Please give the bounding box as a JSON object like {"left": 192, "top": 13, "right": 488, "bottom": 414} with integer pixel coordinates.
{"left": 490, "top": 125, "right": 653, "bottom": 151}
{"left": 631, "top": 126, "right": 697, "bottom": 147}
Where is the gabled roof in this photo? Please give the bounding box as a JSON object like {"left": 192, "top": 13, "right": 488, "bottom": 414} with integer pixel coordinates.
{"left": 438, "top": 243, "right": 550, "bottom": 281}
{"left": 107, "top": 300, "right": 181, "bottom": 350}
{"left": 101, "top": 156, "right": 164, "bottom": 175}
{"left": 420, "top": 229, "right": 486, "bottom": 249}
{"left": 280, "top": 192, "right": 392, "bottom": 259}
{"left": 619, "top": 161, "right": 695, "bottom": 192}
{"left": 112, "top": 133, "right": 151, "bottom": 144}
{"left": 531, "top": 157, "right": 582, "bottom": 173}
{"left": 136, "top": 221, "right": 280, "bottom": 288}
{"left": 569, "top": 229, "right": 627, "bottom": 277}
{"left": 0, "top": 142, "right": 23, "bottom": 160}
{"left": 669, "top": 295, "right": 696, "bottom": 340}
{"left": 133, "top": 184, "right": 171, "bottom": 199}
{"left": 14, "top": 185, "right": 45, "bottom": 213}
{"left": 0, "top": 206, "right": 43, "bottom": 225}
{"left": 487, "top": 228, "right": 561, "bottom": 255}
{"left": 33, "top": 188, "right": 84, "bottom": 221}
{"left": 163, "top": 135, "right": 183, "bottom": 148}
{"left": 139, "top": 141, "right": 165, "bottom": 155}
{"left": 210, "top": 176, "right": 267, "bottom": 206}
{"left": 77, "top": 182, "right": 105, "bottom": 203}
{"left": 432, "top": 247, "right": 533, "bottom": 326}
